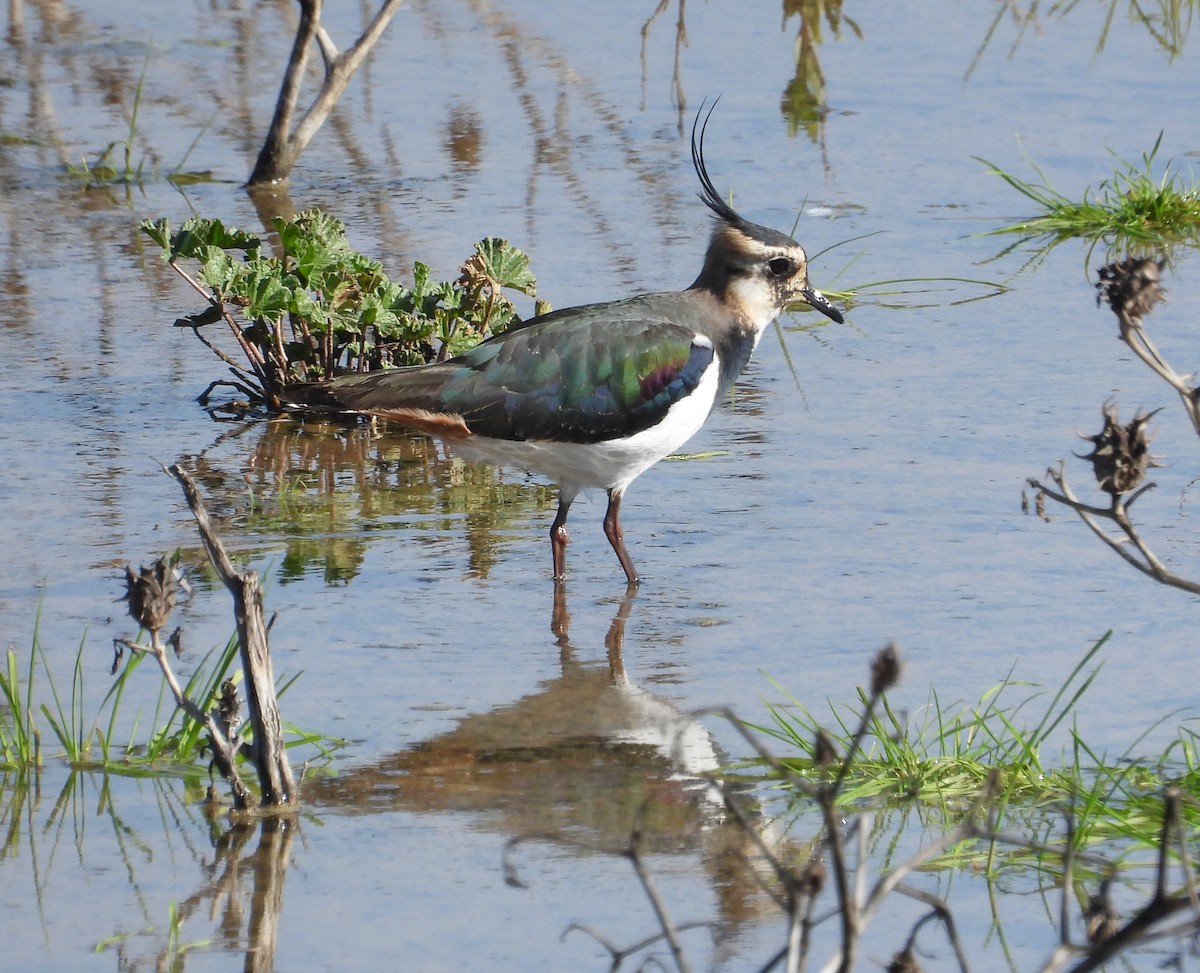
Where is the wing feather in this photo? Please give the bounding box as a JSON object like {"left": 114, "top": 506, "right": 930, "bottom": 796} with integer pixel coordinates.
{"left": 302, "top": 294, "right": 717, "bottom": 444}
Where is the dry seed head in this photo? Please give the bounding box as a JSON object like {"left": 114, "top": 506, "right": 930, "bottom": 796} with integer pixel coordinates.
{"left": 122, "top": 558, "right": 178, "bottom": 634}
{"left": 813, "top": 729, "right": 838, "bottom": 767}
{"left": 1096, "top": 256, "right": 1166, "bottom": 322}
{"left": 1084, "top": 878, "right": 1118, "bottom": 945}
{"left": 795, "top": 855, "right": 825, "bottom": 897}
{"left": 870, "top": 642, "right": 902, "bottom": 695}
{"left": 1078, "top": 402, "right": 1162, "bottom": 496}
{"left": 218, "top": 679, "right": 240, "bottom": 729}
{"left": 886, "top": 945, "right": 923, "bottom": 973}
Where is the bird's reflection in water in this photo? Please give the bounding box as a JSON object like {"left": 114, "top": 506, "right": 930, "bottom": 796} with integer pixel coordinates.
{"left": 185, "top": 587, "right": 788, "bottom": 966}
{"left": 305, "top": 584, "right": 725, "bottom": 847}
{"left": 550, "top": 581, "right": 726, "bottom": 799}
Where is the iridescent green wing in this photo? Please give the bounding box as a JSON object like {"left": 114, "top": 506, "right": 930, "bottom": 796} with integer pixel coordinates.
{"left": 444, "top": 302, "right": 714, "bottom": 443}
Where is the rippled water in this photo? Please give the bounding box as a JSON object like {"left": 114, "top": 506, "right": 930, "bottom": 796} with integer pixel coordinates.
{"left": 3, "top": 1, "right": 1200, "bottom": 970}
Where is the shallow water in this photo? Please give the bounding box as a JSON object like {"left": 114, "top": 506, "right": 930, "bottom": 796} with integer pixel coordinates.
{"left": 3, "top": 1, "right": 1200, "bottom": 970}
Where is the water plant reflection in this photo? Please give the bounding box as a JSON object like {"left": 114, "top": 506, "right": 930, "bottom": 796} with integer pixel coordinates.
{"left": 207, "top": 419, "right": 556, "bottom": 584}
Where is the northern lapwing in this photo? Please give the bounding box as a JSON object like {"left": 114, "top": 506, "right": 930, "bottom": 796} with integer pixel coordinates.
{"left": 289, "top": 107, "right": 844, "bottom": 585}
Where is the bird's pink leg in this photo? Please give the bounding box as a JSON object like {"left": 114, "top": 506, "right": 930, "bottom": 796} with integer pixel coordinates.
{"left": 604, "top": 488, "right": 640, "bottom": 587}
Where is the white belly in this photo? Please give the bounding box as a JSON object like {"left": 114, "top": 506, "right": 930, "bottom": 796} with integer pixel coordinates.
{"left": 449, "top": 362, "right": 720, "bottom": 497}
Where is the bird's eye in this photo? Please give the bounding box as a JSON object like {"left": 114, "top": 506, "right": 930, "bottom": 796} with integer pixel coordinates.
{"left": 767, "top": 257, "right": 794, "bottom": 278}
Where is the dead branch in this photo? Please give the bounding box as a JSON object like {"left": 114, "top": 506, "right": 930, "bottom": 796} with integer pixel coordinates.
{"left": 248, "top": 0, "right": 406, "bottom": 186}
{"left": 167, "top": 464, "right": 297, "bottom": 808}
{"left": 1028, "top": 464, "right": 1200, "bottom": 596}
{"left": 165, "top": 258, "right": 272, "bottom": 390}
{"left": 1030, "top": 257, "right": 1200, "bottom": 595}
{"left": 1039, "top": 788, "right": 1200, "bottom": 973}
{"left": 503, "top": 827, "right": 713, "bottom": 972}
{"left": 118, "top": 562, "right": 255, "bottom": 809}
{"left": 627, "top": 809, "right": 695, "bottom": 973}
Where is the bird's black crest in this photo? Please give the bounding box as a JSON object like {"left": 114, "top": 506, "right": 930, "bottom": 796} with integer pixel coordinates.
{"left": 690, "top": 100, "right": 805, "bottom": 253}
{"left": 691, "top": 99, "right": 744, "bottom": 229}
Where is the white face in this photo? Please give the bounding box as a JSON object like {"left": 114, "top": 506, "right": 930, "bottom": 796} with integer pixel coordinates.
{"left": 725, "top": 234, "right": 812, "bottom": 333}
{"left": 726, "top": 273, "right": 787, "bottom": 333}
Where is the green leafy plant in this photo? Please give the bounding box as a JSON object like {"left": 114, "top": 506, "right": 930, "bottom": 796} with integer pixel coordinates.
{"left": 140, "top": 210, "right": 540, "bottom": 412}
{"left": 979, "top": 134, "right": 1200, "bottom": 268}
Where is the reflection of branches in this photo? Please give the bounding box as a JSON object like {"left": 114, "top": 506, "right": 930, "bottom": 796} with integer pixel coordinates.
{"left": 780, "top": 0, "right": 860, "bottom": 145}
{"left": 1028, "top": 256, "right": 1200, "bottom": 595}
{"left": 967, "top": 0, "right": 1194, "bottom": 79}
{"left": 640, "top": 0, "right": 688, "bottom": 114}
{"left": 173, "top": 817, "right": 298, "bottom": 973}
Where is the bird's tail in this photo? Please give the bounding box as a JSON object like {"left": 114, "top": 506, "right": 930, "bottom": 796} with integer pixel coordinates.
{"left": 279, "top": 380, "right": 360, "bottom": 415}
{"left": 279, "top": 364, "right": 464, "bottom": 432}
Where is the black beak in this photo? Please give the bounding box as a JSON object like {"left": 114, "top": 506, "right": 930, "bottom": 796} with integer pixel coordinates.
{"left": 801, "top": 286, "right": 845, "bottom": 325}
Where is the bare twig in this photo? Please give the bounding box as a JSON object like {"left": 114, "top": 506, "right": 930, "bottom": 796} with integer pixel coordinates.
{"left": 165, "top": 258, "right": 271, "bottom": 385}
{"left": 626, "top": 806, "right": 694, "bottom": 973}
{"left": 248, "top": 0, "right": 406, "bottom": 186}
{"left": 167, "top": 464, "right": 297, "bottom": 807}
{"left": 1028, "top": 465, "right": 1200, "bottom": 595}
{"left": 504, "top": 828, "right": 711, "bottom": 972}
{"left": 114, "top": 626, "right": 254, "bottom": 808}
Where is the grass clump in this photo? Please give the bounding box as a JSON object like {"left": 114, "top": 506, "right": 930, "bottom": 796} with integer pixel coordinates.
{"left": 978, "top": 133, "right": 1200, "bottom": 267}
{"left": 0, "top": 604, "right": 339, "bottom": 778}
{"left": 0, "top": 642, "right": 42, "bottom": 768}
{"left": 751, "top": 633, "right": 1200, "bottom": 864}
{"left": 60, "top": 50, "right": 213, "bottom": 191}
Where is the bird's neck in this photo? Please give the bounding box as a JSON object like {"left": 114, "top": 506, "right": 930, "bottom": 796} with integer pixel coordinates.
{"left": 683, "top": 285, "right": 770, "bottom": 397}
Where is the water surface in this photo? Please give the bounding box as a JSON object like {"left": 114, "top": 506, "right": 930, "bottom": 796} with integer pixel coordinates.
{"left": 2, "top": 1, "right": 1199, "bottom": 969}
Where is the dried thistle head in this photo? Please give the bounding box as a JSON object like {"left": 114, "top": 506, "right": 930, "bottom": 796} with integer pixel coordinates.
{"left": 870, "top": 642, "right": 902, "bottom": 695}
{"left": 794, "top": 855, "right": 826, "bottom": 897}
{"left": 122, "top": 558, "right": 178, "bottom": 634}
{"left": 1084, "top": 878, "right": 1118, "bottom": 945}
{"left": 1078, "top": 403, "right": 1162, "bottom": 496}
{"left": 813, "top": 729, "right": 838, "bottom": 768}
{"left": 218, "top": 678, "right": 241, "bottom": 730}
{"left": 1095, "top": 256, "right": 1166, "bottom": 323}
{"left": 886, "top": 945, "right": 923, "bottom": 973}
